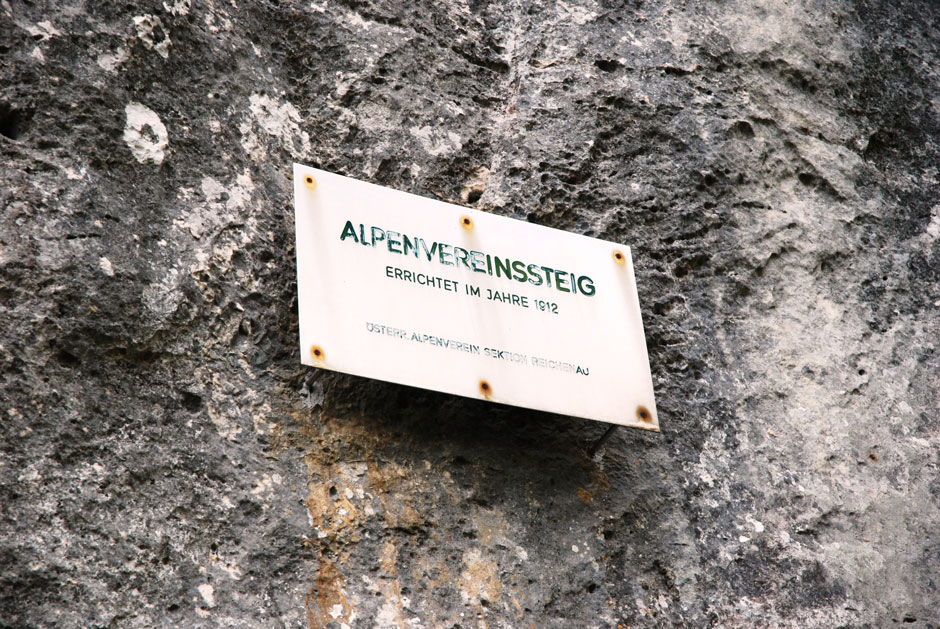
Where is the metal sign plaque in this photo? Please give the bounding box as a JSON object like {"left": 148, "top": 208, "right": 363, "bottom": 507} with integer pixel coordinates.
{"left": 293, "top": 165, "right": 659, "bottom": 430}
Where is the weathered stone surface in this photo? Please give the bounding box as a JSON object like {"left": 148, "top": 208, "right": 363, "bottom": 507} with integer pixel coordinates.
{"left": 2, "top": 0, "right": 938, "bottom": 626}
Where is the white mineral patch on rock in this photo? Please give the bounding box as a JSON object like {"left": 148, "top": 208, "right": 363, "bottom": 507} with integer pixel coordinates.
{"left": 250, "top": 474, "right": 281, "bottom": 499}
{"left": 375, "top": 599, "right": 401, "bottom": 628}
{"left": 409, "top": 125, "right": 463, "bottom": 157}
{"left": 142, "top": 267, "right": 182, "bottom": 316}
{"left": 204, "top": 9, "right": 233, "bottom": 33}
{"left": 133, "top": 14, "right": 171, "bottom": 58}
{"left": 240, "top": 93, "right": 311, "bottom": 160}
{"left": 926, "top": 205, "right": 940, "bottom": 240}
{"left": 206, "top": 383, "right": 244, "bottom": 442}
{"left": 197, "top": 583, "right": 215, "bottom": 607}
{"left": 98, "top": 257, "right": 114, "bottom": 277}
{"left": 163, "top": 0, "right": 190, "bottom": 16}
{"left": 123, "top": 102, "right": 169, "bottom": 165}
{"left": 97, "top": 47, "right": 128, "bottom": 72}
{"left": 556, "top": 0, "right": 598, "bottom": 25}
{"left": 173, "top": 171, "right": 255, "bottom": 240}
{"left": 25, "top": 21, "right": 61, "bottom": 40}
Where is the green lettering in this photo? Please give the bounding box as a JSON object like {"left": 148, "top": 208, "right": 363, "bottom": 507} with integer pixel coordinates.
{"left": 419, "top": 239, "right": 438, "bottom": 261}
{"left": 577, "top": 275, "right": 595, "bottom": 296}
{"left": 439, "top": 244, "right": 454, "bottom": 266}
{"left": 494, "top": 257, "right": 512, "bottom": 279}
{"left": 526, "top": 263, "right": 543, "bottom": 286}
{"left": 470, "top": 251, "right": 487, "bottom": 273}
{"left": 387, "top": 230, "right": 403, "bottom": 254}
{"left": 340, "top": 220, "right": 359, "bottom": 243}
{"left": 540, "top": 266, "right": 555, "bottom": 288}
{"left": 403, "top": 235, "right": 419, "bottom": 257}
{"left": 453, "top": 247, "right": 471, "bottom": 270}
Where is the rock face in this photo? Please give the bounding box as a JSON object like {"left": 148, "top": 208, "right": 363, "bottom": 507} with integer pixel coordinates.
{"left": 2, "top": 0, "right": 939, "bottom": 626}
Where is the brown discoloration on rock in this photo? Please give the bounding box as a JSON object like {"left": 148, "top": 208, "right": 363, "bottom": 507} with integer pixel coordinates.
{"left": 306, "top": 561, "right": 351, "bottom": 629}
{"left": 366, "top": 461, "right": 428, "bottom": 531}
{"left": 379, "top": 540, "right": 398, "bottom": 575}
{"left": 304, "top": 468, "right": 360, "bottom": 543}
{"left": 458, "top": 549, "right": 503, "bottom": 606}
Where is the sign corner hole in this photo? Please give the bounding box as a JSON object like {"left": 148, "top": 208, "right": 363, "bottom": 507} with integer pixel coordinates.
{"left": 613, "top": 250, "right": 625, "bottom": 265}
{"left": 310, "top": 345, "right": 325, "bottom": 361}
{"left": 479, "top": 379, "right": 491, "bottom": 397}
{"left": 304, "top": 174, "right": 317, "bottom": 191}
{"left": 636, "top": 405, "right": 652, "bottom": 423}
{"left": 461, "top": 216, "right": 474, "bottom": 231}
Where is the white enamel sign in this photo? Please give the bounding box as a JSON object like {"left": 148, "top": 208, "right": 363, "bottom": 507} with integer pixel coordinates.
{"left": 293, "top": 164, "right": 659, "bottom": 431}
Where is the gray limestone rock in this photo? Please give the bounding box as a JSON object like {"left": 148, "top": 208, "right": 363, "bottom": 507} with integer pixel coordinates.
{"left": 1, "top": 0, "right": 938, "bottom": 626}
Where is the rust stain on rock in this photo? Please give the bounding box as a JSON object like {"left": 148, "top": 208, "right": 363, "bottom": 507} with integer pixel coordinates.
{"left": 457, "top": 549, "right": 503, "bottom": 607}
{"left": 306, "top": 560, "right": 350, "bottom": 629}
{"left": 379, "top": 539, "right": 399, "bottom": 575}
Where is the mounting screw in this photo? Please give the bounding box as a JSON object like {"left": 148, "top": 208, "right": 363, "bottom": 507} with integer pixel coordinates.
{"left": 304, "top": 174, "right": 317, "bottom": 191}
{"left": 636, "top": 405, "right": 652, "bottom": 423}
{"left": 310, "top": 345, "right": 325, "bottom": 361}
{"left": 479, "top": 379, "right": 492, "bottom": 398}
{"left": 461, "top": 216, "right": 474, "bottom": 231}
{"left": 612, "top": 250, "right": 625, "bottom": 265}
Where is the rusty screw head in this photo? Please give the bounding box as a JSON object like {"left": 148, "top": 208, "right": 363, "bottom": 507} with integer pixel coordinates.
{"left": 613, "top": 250, "right": 625, "bottom": 265}
{"left": 461, "top": 216, "right": 474, "bottom": 231}
{"left": 304, "top": 174, "right": 317, "bottom": 190}
{"left": 636, "top": 405, "right": 652, "bottom": 423}
{"left": 479, "top": 379, "right": 491, "bottom": 397}
{"left": 310, "top": 345, "right": 325, "bottom": 361}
